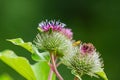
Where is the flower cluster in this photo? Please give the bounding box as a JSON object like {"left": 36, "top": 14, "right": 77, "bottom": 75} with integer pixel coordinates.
{"left": 62, "top": 43, "right": 103, "bottom": 79}
{"left": 34, "top": 20, "right": 107, "bottom": 80}
{"left": 38, "top": 20, "right": 73, "bottom": 39}
{"left": 34, "top": 20, "right": 73, "bottom": 56}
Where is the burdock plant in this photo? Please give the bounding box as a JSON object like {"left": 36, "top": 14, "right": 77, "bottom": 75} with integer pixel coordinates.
{"left": 34, "top": 20, "right": 73, "bottom": 80}
{"left": 0, "top": 20, "right": 108, "bottom": 80}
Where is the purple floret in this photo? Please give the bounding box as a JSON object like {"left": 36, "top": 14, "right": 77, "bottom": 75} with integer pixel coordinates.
{"left": 80, "top": 43, "right": 96, "bottom": 55}
{"left": 60, "top": 28, "right": 73, "bottom": 39}
{"left": 39, "top": 20, "right": 66, "bottom": 32}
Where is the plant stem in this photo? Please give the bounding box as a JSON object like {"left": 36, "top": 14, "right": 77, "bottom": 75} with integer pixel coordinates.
{"left": 57, "top": 62, "right": 61, "bottom": 67}
{"left": 48, "top": 68, "right": 53, "bottom": 80}
{"left": 51, "top": 54, "right": 63, "bottom": 80}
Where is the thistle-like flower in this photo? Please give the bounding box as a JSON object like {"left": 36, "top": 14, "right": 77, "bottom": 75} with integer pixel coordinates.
{"left": 62, "top": 43, "right": 103, "bottom": 79}
{"left": 80, "top": 43, "right": 96, "bottom": 55}
{"left": 38, "top": 20, "right": 73, "bottom": 39}
{"left": 34, "top": 20, "right": 73, "bottom": 56}
{"left": 39, "top": 20, "right": 66, "bottom": 32}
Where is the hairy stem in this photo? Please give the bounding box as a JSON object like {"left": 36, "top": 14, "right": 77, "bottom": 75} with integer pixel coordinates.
{"left": 51, "top": 54, "right": 63, "bottom": 80}
{"left": 48, "top": 68, "right": 53, "bottom": 80}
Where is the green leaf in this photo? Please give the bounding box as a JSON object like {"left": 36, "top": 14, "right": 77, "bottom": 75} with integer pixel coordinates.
{"left": 0, "top": 50, "right": 36, "bottom": 80}
{"left": 7, "top": 38, "right": 34, "bottom": 54}
{"left": 0, "top": 74, "right": 13, "bottom": 80}
{"left": 96, "top": 69, "right": 108, "bottom": 80}
{"left": 32, "top": 51, "right": 50, "bottom": 61}
{"left": 31, "top": 45, "right": 50, "bottom": 61}
{"left": 7, "top": 38, "right": 50, "bottom": 61}
{"left": 32, "top": 61, "right": 56, "bottom": 80}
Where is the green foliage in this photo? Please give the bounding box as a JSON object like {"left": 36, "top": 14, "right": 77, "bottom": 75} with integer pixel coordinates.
{"left": 32, "top": 61, "right": 56, "bottom": 80}
{"left": 0, "top": 50, "right": 36, "bottom": 80}
{"left": 4, "top": 38, "right": 55, "bottom": 80}
{"left": 0, "top": 74, "right": 13, "bottom": 80}
{"left": 7, "top": 38, "right": 50, "bottom": 61}
{"left": 0, "top": 50, "right": 56, "bottom": 80}
{"left": 7, "top": 38, "right": 34, "bottom": 54}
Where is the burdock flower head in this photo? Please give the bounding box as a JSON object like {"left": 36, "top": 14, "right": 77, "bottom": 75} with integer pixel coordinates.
{"left": 38, "top": 20, "right": 73, "bottom": 39}
{"left": 34, "top": 20, "right": 73, "bottom": 56}
{"left": 62, "top": 43, "right": 104, "bottom": 80}
{"left": 80, "top": 43, "right": 96, "bottom": 55}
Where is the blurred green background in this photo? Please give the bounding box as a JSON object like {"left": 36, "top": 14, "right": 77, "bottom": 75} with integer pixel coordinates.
{"left": 0, "top": 0, "right": 120, "bottom": 80}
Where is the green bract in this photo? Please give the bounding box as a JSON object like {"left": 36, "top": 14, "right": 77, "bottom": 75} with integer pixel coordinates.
{"left": 69, "top": 52, "right": 103, "bottom": 78}
{"left": 34, "top": 31, "right": 72, "bottom": 57}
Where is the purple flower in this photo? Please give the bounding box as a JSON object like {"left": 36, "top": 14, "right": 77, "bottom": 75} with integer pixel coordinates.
{"left": 39, "top": 20, "right": 66, "bottom": 32}
{"left": 80, "top": 43, "right": 96, "bottom": 55}
{"left": 60, "top": 28, "right": 73, "bottom": 39}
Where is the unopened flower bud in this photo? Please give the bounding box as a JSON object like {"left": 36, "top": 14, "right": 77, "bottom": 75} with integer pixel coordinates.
{"left": 80, "top": 43, "right": 96, "bottom": 55}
